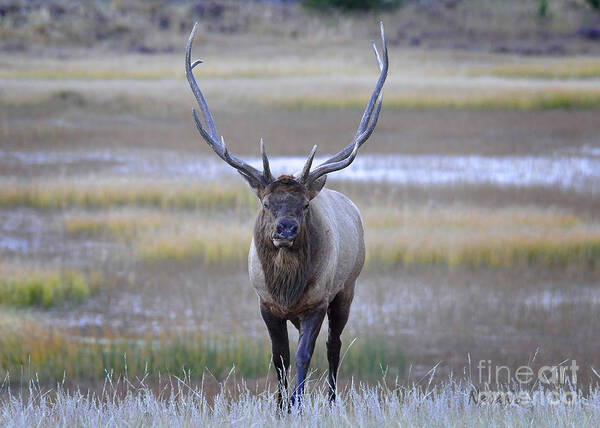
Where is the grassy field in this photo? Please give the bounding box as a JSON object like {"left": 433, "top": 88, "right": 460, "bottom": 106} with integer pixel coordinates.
{"left": 1, "top": 1, "right": 600, "bottom": 424}
{"left": 2, "top": 181, "right": 598, "bottom": 270}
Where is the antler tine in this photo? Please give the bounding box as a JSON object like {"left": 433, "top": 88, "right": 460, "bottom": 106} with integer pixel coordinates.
{"left": 372, "top": 40, "right": 383, "bottom": 71}
{"left": 186, "top": 23, "right": 268, "bottom": 186}
{"left": 260, "top": 138, "right": 274, "bottom": 183}
{"left": 299, "top": 145, "right": 318, "bottom": 183}
{"left": 305, "top": 92, "right": 383, "bottom": 185}
{"left": 355, "top": 21, "right": 386, "bottom": 137}
{"left": 319, "top": 21, "right": 388, "bottom": 167}
{"left": 186, "top": 23, "right": 218, "bottom": 141}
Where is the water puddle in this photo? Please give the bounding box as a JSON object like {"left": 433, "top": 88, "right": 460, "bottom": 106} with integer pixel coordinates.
{"left": 522, "top": 287, "right": 600, "bottom": 309}
{"left": 0, "top": 235, "right": 30, "bottom": 253}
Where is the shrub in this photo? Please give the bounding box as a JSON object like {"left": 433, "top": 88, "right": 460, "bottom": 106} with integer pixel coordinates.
{"left": 537, "top": 0, "right": 548, "bottom": 18}
{"left": 301, "top": 0, "right": 401, "bottom": 12}
{"left": 585, "top": 0, "right": 599, "bottom": 10}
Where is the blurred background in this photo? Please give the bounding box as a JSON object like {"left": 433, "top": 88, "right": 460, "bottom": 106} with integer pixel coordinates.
{"left": 1, "top": 0, "right": 599, "bottom": 394}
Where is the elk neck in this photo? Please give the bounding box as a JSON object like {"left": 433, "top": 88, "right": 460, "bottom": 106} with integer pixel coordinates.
{"left": 254, "top": 209, "right": 318, "bottom": 309}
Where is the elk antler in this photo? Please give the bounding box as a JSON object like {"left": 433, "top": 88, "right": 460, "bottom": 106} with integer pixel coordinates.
{"left": 298, "top": 21, "right": 388, "bottom": 186}
{"left": 186, "top": 23, "right": 272, "bottom": 188}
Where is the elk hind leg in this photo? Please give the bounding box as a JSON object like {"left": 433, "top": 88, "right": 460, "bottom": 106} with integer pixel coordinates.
{"left": 326, "top": 287, "right": 354, "bottom": 402}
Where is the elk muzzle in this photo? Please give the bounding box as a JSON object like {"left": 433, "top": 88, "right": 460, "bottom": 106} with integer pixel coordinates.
{"left": 273, "top": 218, "right": 298, "bottom": 248}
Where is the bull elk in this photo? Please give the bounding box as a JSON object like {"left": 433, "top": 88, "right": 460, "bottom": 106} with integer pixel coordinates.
{"left": 185, "top": 22, "right": 388, "bottom": 407}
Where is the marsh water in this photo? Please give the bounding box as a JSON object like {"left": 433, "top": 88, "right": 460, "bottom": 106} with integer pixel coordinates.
{"left": 3, "top": 147, "right": 600, "bottom": 193}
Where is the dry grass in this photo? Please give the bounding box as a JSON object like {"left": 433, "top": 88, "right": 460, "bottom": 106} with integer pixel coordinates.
{"left": 0, "top": 180, "right": 256, "bottom": 211}
{"left": 61, "top": 210, "right": 254, "bottom": 266}
{"left": 137, "top": 218, "right": 253, "bottom": 267}
{"left": 56, "top": 204, "right": 600, "bottom": 270}
{"left": 364, "top": 206, "right": 600, "bottom": 269}
{"left": 0, "top": 375, "right": 597, "bottom": 427}
{"left": 481, "top": 62, "right": 600, "bottom": 80}
{"left": 3, "top": 178, "right": 599, "bottom": 272}
{"left": 279, "top": 89, "right": 600, "bottom": 111}
{"left": 0, "top": 57, "right": 361, "bottom": 81}
{"left": 3, "top": 46, "right": 600, "bottom": 124}
{"left": 63, "top": 212, "right": 165, "bottom": 240}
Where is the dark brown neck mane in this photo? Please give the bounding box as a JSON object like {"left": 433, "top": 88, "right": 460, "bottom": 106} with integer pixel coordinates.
{"left": 254, "top": 212, "right": 315, "bottom": 308}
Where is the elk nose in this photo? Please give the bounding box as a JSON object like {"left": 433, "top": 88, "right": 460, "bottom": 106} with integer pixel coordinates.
{"left": 276, "top": 219, "right": 298, "bottom": 239}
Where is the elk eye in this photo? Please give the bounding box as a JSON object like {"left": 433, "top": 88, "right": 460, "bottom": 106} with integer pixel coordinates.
{"left": 303, "top": 203, "right": 309, "bottom": 210}
{"left": 263, "top": 202, "right": 268, "bottom": 209}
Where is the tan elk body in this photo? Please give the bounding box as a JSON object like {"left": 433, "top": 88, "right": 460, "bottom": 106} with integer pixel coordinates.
{"left": 185, "top": 22, "right": 388, "bottom": 407}
{"left": 249, "top": 187, "right": 365, "bottom": 319}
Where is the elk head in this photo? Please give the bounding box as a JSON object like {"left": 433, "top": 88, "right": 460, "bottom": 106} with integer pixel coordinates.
{"left": 186, "top": 22, "right": 388, "bottom": 250}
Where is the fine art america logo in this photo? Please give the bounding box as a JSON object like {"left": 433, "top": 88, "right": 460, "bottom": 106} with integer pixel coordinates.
{"left": 473, "top": 360, "right": 579, "bottom": 405}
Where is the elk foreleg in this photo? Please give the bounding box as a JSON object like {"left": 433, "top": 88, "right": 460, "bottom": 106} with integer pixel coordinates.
{"left": 291, "top": 307, "right": 326, "bottom": 406}
{"left": 261, "top": 306, "right": 290, "bottom": 410}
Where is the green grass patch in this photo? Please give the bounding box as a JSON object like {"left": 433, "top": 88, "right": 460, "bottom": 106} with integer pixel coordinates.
{"left": 278, "top": 90, "right": 600, "bottom": 111}
{"left": 0, "top": 271, "right": 99, "bottom": 308}
{"left": 0, "top": 324, "right": 404, "bottom": 383}
{"left": 481, "top": 63, "right": 600, "bottom": 79}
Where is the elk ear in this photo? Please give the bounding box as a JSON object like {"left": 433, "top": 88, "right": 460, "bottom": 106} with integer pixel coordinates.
{"left": 238, "top": 171, "right": 264, "bottom": 197}
{"left": 307, "top": 175, "right": 326, "bottom": 199}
